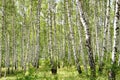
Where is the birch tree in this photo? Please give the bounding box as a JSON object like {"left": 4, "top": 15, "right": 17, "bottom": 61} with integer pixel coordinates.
{"left": 35, "top": 0, "right": 42, "bottom": 68}
{"left": 108, "top": 0, "right": 120, "bottom": 79}
{"left": 76, "top": 0, "right": 96, "bottom": 78}
{"left": 94, "top": 0, "right": 100, "bottom": 66}
{"left": 76, "top": 5, "right": 88, "bottom": 74}
{"left": 107, "top": 0, "right": 112, "bottom": 52}
{"left": 12, "top": 0, "right": 17, "bottom": 70}
{"left": 101, "top": 0, "right": 111, "bottom": 70}
{"left": 48, "top": 0, "right": 57, "bottom": 74}
{"left": 30, "top": 0, "right": 36, "bottom": 67}
{"left": 66, "top": 0, "right": 82, "bottom": 74}
{"left": 21, "top": 0, "right": 26, "bottom": 71}
{"left": 6, "top": 34, "right": 10, "bottom": 74}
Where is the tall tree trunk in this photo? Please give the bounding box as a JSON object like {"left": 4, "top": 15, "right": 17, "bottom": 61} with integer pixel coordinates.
{"left": 35, "top": 0, "right": 42, "bottom": 68}
{"left": 76, "top": 5, "right": 88, "bottom": 75}
{"left": 101, "top": 0, "right": 111, "bottom": 70}
{"left": 66, "top": 0, "right": 82, "bottom": 74}
{"left": 61, "top": 0, "right": 66, "bottom": 68}
{"left": 11, "top": 0, "right": 16, "bottom": 72}
{"left": 48, "top": 0, "right": 57, "bottom": 74}
{"left": 2, "top": 0, "right": 8, "bottom": 77}
{"left": 12, "top": 7, "right": 17, "bottom": 71}
{"left": 21, "top": 0, "right": 26, "bottom": 71}
{"left": 94, "top": 0, "right": 100, "bottom": 65}
{"left": 108, "top": 0, "right": 120, "bottom": 79}
{"left": 6, "top": 35, "right": 10, "bottom": 74}
{"left": 0, "top": 0, "right": 6, "bottom": 76}
{"left": 30, "top": 0, "right": 36, "bottom": 67}
{"left": 26, "top": 27, "right": 30, "bottom": 68}
{"left": 107, "top": 0, "right": 112, "bottom": 53}
{"left": 76, "top": 0, "right": 96, "bottom": 78}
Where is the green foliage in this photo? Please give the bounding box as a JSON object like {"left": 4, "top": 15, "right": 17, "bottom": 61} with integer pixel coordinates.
{"left": 1, "top": 64, "right": 120, "bottom": 80}
{"left": 16, "top": 68, "right": 38, "bottom": 80}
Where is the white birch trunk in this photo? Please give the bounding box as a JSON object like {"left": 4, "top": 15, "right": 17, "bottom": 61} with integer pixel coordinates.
{"left": 48, "top": 0, "right": 57, "bottom": 74}
{"left": 76, "top": 0, "right": 96, "bottom": 77}
{"left": 30, "top": 0, "right": 36, "bottom": 66}
{"left": 76, "top": 5, "right": 88, "bottom": 74}
{"left": 13, "top": 18, "right": 17, "bottom": 70}
{"left": 67, "top": 37, "right": 72, "bottom": 65}
{"left": 108, "top": 0, "right": 120, "bottom": 79}
{"left": 101, "top": 0, "right": 111, "bottom": 63}
{"left": 49, "top": 1, "right": 52, "bottom": 62}
{"left": 111, "top": 0, "right": 120, "bottom": 64}
{"left": 94, "top": 0, "right": 101, "bottom": 66}
{"left": 6, "top": 35, "right": 10, "bottom": 74}
{"left": 107, "top": 1, "right": 112, "bottom": 52}
{"left": 66, "top": 0, "right": 82, "bottom": 74}
{"left": 21, "top": 1, "right": 25, "bottom": 70}
{"left": 35, "top": 0, "right": 41, "bottom": 68}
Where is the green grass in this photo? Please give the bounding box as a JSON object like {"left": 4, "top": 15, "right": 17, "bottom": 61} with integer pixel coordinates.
{"left": 0, "top": 67, "right": 107, "bottom": 80}
{"left": 0, "top": 60, "right": 120, "bottom": 80}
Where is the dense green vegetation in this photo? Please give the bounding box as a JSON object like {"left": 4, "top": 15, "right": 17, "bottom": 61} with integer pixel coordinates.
{"left": 0, "top": 0, "right": 120, "bottom": 80}
{"left": 1, "top": 60, "right": 120, "bottom": 80}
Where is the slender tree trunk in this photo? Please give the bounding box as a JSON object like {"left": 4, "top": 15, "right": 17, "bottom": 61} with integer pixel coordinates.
{"left": 94, "top": 0, "right": 100, "bottom": 65}
{"left": 26, "top": 27, "right": 31, "bottom": 69}
{"left": 107, "top": 0, "right": 112, "bottom": 53}
{"left": 30, "top": 0, "right": 36, "bottom": 67}
{"left": 21, "top": 0, "right": 25, "bottom": 71}
{"left": 6, "top": 35, "right": 10, "bottom": 74}
{"left": 21, "top": 25, "right": 25, "bottom": 70}
{"left": 67, "top": 36, "right": 72, "bottom": 66}
{"left": 62, "top": 0, "right": 66, "bottom": 68}
{"left": 101, "top": 0, "right": 111, "bottom": 70}
{"left": 53, "top": 1, "right": 57, "bottom": 71}
{"left": 2, "top": 0, "right": 8, "bottom": 77}
{"left": 108, "top": 0, "right": 120, "bottom": 80}
{"left": 48, "top": 0, "right": 57, "bottom": 74}
{"left": 35, "top": 0, "right": 42, "bottom": 68}
{"left": 13, "top": 12, "right": 17, "bottom": 70}
{"left": 76, "top": 5, "right": 88, "bottom": 75}
{"left": 11, "top": 0, "right": 15, "bottom": 72}
{"left": 66, "top": 0, "right": 82, "bottom": 74}
{"left": 0, "top": 0, "right": 6, "bottom": 76}
{"left": 76, "top": 0, "right": 96, "bottom": 78}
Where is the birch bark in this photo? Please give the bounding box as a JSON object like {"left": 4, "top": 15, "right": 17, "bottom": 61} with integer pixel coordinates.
{"left": 76, "top": 0, "right": 96, "bottom": 78}
{"left": 108, "top": 0, "right": 120, "bottom": 79}
{"left": 66, "top": 0, "right": 82, "bottom": 74}
{"left": 35, "top": 0, "right": 42, "bottom": 68}
{"left": 76, "top": 5, "right": 88, "bottom": 74}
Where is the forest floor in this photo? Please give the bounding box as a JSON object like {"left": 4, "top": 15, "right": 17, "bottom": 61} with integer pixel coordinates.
{"left": 1, "top": 60, "right": 120, "bottom": 80}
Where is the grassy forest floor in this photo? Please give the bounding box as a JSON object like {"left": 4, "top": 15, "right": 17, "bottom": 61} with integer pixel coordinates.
{"left": 1, "top": 60, "right": 120, "bottom": 80}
